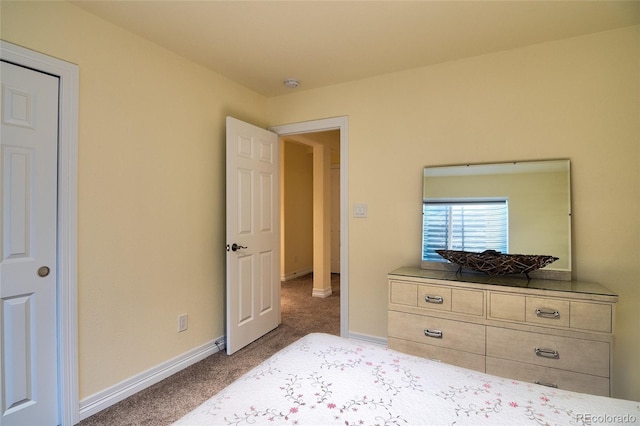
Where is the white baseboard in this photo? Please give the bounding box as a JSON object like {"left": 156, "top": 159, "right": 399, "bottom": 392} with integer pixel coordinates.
{"left": 312, "top": 287, "right": 332, "bottom": 298}
{"left": 346, "top": 331, "right": 388, "bottom": 347}
{"left": 281, "top": 267, "right": 313, "bottom": 281}
{"left": 78, "top": 336, "right": 223, "bottom": 420}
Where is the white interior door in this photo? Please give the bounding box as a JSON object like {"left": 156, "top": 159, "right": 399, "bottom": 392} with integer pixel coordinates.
{"left": 1, "top": 61, "right": 59, "bottom": 425}
{"left": 226, "top": 117, "right": 280, "bottom": 355}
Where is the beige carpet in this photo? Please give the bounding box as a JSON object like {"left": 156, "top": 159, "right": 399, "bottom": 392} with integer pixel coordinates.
{"left": 78, "top": 273, "right": 340, "bottom": 426}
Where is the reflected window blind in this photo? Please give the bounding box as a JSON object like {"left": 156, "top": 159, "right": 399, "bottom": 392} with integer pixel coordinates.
{"left": 422, "top": 200, "right": 508, "bottom": 262}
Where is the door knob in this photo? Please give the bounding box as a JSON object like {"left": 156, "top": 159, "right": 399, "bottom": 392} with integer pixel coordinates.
{"left": 227, "top": 243, "right": 247, "bottom": 252}
{"left": 37, "top": 266, "right": 50, "bottom": 277}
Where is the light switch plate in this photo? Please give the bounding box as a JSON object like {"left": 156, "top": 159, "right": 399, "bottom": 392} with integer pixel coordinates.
{"left": 354, "top": 203, "right": 368, "bottom": 218}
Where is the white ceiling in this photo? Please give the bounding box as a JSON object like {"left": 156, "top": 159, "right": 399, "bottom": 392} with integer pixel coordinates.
{"left": 72, "top": 1, "right": 640, "bottom": 97}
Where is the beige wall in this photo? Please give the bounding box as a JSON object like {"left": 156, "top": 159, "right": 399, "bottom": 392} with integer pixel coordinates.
{"left": 2, "top": 0, "right": 638, "bottom": 405}
{"left": 1, "top": 1, "right": 267, "bottom": 398}
{"left": 267, "top": 26, "right": 640, "bottom": 400}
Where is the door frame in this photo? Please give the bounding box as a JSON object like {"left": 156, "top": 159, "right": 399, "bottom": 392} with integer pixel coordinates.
{"left": 270, "top": 117, "right": 349, "bottom": 337}
{"left": 1, "top": 41, "right": 79, "bottom": 426}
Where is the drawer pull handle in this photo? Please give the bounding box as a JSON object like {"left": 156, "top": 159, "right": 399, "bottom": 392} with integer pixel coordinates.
{"left": 535, "top": 308, "right": 560, "bottom": 319}
{"left": 424, "top": 329, "right": 443, "bottom": 339}
{"left": 534, "top": 380, "right": 558, "bottom": 389}
{"left": 534, "top": 348, "right": 559, "bottom": 359}
{"left": 424, "top": 295, "right": 444, "bottom": 304}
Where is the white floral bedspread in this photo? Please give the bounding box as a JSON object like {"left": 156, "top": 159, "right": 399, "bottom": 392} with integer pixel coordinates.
{"left": 174, "top": 333, "right": 639, "bottom": 425}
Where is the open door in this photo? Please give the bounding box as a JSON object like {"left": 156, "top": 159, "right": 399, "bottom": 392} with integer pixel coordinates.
{"left": 225, "top": 117, "right": 280, "bottom": 355}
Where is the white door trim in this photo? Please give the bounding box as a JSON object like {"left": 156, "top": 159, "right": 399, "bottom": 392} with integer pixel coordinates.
{"left": 1, "top": 40, "right": 79, "bottom": 426}
{"left": 270, "top": 116, "right": 349, "bottom": 337}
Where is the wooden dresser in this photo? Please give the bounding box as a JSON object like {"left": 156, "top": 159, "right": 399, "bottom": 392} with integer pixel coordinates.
{"left": 387, "top": 267, "right": 618, "bottom": 396}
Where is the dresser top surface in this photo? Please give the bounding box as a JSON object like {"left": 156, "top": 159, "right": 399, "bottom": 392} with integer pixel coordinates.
{"left": 389, "top": 266, "right": 618, "bottom": 298}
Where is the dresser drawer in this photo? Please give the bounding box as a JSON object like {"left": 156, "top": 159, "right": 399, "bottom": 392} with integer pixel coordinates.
{"left": 389, "top": 337, "right": 485, "bottom": 372}
{"left": 486, "top": 327, "right": 609, "bottom": 377}
{"left": 417, "top": 284, "right": 484, "bottom": 316}
{"left": 489, "top": 292, "right": 613, "bottom": 333}
{"left": 389, "top": 310, "right": 485, "bottom": 354}
{"left": 451, "top": 288, "right": 484, "bottom": 316}
{"left": 486, "top": 357, "right": 610, "bottom": 396}
{"left": 416, "top": 284, "right": 452, "bottom": 311}
{"left": 525, "top": 297, "right": 570, "bottom": 327}
{"left": 488, "top": 292, "right": 525, "bottom": 321}
{"left": 570, "top": 301, "right": 612, "bottom": 333}
{"left": 389, "top": 280, "right": 417, "bottom": 306}
{"left": 489, "top": 293, "right": 570, "bottom": 327}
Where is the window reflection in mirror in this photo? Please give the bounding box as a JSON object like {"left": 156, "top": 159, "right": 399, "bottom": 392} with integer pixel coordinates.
{"left": 422, "top": 160, "right": 571, "bottom": 277}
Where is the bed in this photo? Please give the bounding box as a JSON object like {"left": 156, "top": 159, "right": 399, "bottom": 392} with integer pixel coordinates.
{"left": 174, "top": 333, "right": 639, "bottom": 425}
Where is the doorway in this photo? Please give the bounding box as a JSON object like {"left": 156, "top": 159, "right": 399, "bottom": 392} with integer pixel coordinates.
{"left": 281, "top": 129, "right": 340, "bottom": 277}
{"left": 271, "top": 117, "right": 349, "bottom": 337}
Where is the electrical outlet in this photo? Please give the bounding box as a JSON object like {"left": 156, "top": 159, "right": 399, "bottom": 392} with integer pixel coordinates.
{"left": 178, "top": 314, "right": 188, "bottom": 332}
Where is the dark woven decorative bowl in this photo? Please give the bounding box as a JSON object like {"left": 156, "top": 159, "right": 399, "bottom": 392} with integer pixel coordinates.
{"left": 435, "top": 249, "right": 558, "bottom": 278}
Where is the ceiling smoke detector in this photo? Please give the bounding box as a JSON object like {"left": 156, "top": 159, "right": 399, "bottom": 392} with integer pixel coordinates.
{"left": 283, "top": 78, "right": 300, "bottom": 89}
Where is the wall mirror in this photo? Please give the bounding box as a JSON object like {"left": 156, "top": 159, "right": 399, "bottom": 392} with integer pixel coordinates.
{"left": 421, "top": 159, "right": 571, "bottom": 280}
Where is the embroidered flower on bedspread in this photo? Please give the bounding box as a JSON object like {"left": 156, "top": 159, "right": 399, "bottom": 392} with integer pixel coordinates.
{"left": 436, "top": 379, "right": 582, "bottom": 424}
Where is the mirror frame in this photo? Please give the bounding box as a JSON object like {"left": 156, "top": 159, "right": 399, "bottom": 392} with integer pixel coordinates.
{"left": 421, "top": 159, "right": 571, "bottom": 281}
